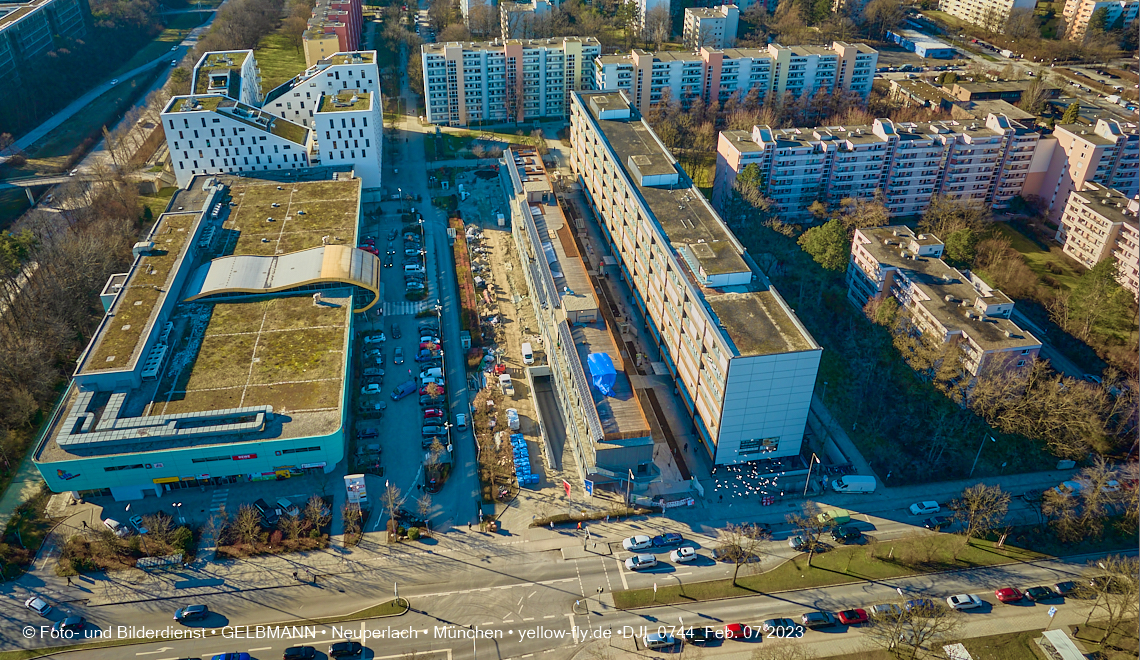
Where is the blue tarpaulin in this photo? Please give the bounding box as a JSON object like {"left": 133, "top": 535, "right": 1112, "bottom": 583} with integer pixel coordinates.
{"left": 587, "top": 352, "right": 616, "bottom": 396}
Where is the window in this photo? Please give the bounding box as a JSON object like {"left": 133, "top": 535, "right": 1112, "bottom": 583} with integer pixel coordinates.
{"left": 279, "top": 446, "right": 319, "bottom": 455}
{"left": 104, "top": 464, "right": 145, "bottom": 472}
{"left": 738, "top": 437, "right": 780, "bottom": 455}
{"left": 191, "top": 455, "right": 232, "bottom": 463}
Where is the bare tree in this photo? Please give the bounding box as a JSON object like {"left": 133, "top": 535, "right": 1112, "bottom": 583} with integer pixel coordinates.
{"left": 278, "top": 513, "right": 303, "bottom": 540}
{"left": 382, "top": 483, "right": 403, "bottom": 540}
{"left": 950, "top": 483, "right": 1010, "bottom": 542}
{"left": 304, "top": 495, "right": 330, "bottom": 533}
{"left": 750, "top": 644, "right": 818, "bottom": 660}
{"left": 1004, "top": 7, "right": 1039, "bottom": 39}
{"left": 642, "top": 5, "right": 671, "bottom": 50}
{"left": 786, "top": 502, "right": 832, "bottom": 567}
{"left": 1082, "top": 555, "right": 1139, "bottom": 646}
{"left": 863, "top": 600, "right": 961, "bottom": 660}
{"left": 716, "top": 523, "right": 770, "bottom": 585}
{"left": 141, "top": 513, "right": 172, "bottom": 546}
{"left": 234, "top": 504, "right": 263, "bottom": 545}
{"left": 342, "top": 503, "right": 363, "bottom": 543}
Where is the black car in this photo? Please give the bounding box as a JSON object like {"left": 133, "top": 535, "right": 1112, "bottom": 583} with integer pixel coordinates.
{"left": 174, "top": 604, "right": 209, "bottom": 622}
{"left": 1052, "top": 581, "right": 1077, "bottom": 597}
{"left": 1024, "top": 586, "right": 1057, "bottom": 601}
{"left": 391, "top": 323, "right": 402, "bottom": 339}
{"left": 388, "top": 229, "right": 399, "bottom": 241}
{"left": 329, "top": 641, "right": 363, "bottom": 657}
{"left": 830, "top": 526, "right": 862, "bottom": 544}
{"left": 420, "top": 395, "right": 445, "bottom": 406}
{"left": 283, "top": 646, "right": 317, "bottom": 660}
{"left": 740, "top": 522, "right": 772, "bottom": 538}
{"left": 682, "top": 626, "right": 711, "bottom": 644}
{"left": 384, "top": 256, "right": 394, "bottom": 268}
{"left": 418, "top": 323, "right": 440, "bottom": 334}
{"left": 800, "top": 611, "right": 837, "bottom": 629}
{"left": 53, "top": 616, "right": 86, "bottom": 632}
{"left": 923, "top": 516, "right": 950, "bottom": 530}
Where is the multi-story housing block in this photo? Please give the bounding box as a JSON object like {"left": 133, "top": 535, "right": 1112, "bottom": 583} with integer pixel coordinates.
{"left": 500, "top": 0, "right": 554, "bottom": 39}
{"left": 848, "top": 226, "right": 1041, "bottom": 375}
{"left": 1055, "top": 182, "right": 1140, "bottom": 299}
{"left": 421, "top": 37, "right": 600, "bottom": 127}
{"left": 939, "top": 0, "right": 1036, "bottom": 31}
{"left": 0, "top": 0, "right": 88, "bottom": 88}
{"left": 714, "top": 113, "right": 1041, "bottom": 219}
{"left": 594, "top": 42, "right": 876, "bottom": 112}
{"left": 570, "top": 91, "right": 822, "bottom": 465}
{"left": 1027, "top": 119, "right": 1140, "bottom": 222}
{"left": 502, "top": 147, "right": 659, "bottom": 490}
{"left": 1063, "top": 0, "right": 1138, "bottom": 40}
{"left": 683, "top": 4, "right": 739, "bottom": 49}
{"left": 164, "top": 50, "right": 382, "bottom": 190}
{"left": 302, "top": 0, "right": 362, "bottom": 67}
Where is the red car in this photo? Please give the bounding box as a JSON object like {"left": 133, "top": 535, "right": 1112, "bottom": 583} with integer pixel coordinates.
{"left": 723, "top": 623, "right": 749, "bottom": 639}
{"left": 836, "top": 609, "right": 868, "bottom": 625}
{"left": 995, "top": 587, "right": 1023, "bottom": 603}
{"left": 360, "top": 245, "right": 379, "bottom": 256}
{"left": 423, "top": 408, "right": 444, "bottom": 419}
{"left": 420, "top": 385, "right": 445, "bottom": 396}
{"left": 419, "top": 341, "right": 440, "bottom": 350}
{"left": 360, "top": 237, "right": 376, "bottom": 246}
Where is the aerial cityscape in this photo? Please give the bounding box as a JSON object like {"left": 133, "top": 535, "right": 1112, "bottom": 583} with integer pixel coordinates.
{"left": 0, "top": 0, "right": 1136, "bottom": 657}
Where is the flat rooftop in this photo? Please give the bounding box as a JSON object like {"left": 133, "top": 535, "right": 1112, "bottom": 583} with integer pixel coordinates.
{"left": 573, "top": 322, "right": 651, "bottom": 440}
{"left": 1071, "top": 183, "right": 1139, "bottom": 227}
{"left": 194, "top": 51, "right": 251, "bottom": 97}
{"left": 164, "top": 96, "right": 310, "bottom": 145}
{"left": 41, "top": 173, "right": 363, "bottom": 461}
{"left": 325, "top": 52, "right": 375, "bottom": 65}
{"left": 579, "top": 92, "right": 816, "bottom": 357}
{"left": 858, "top": 226, "right": 1039, "bottom": 352}
{"left": 891, "top": 78, "right": 957, "bottom": 105}
{"left": 318, "top": 91, "right": 371, "bottom": 112}
{"left": 421, "top": 36, "right": 600, "bottom": 54}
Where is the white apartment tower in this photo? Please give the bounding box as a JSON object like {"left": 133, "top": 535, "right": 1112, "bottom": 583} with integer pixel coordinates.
{"left": 1055, "top": 182, "right": 1140, "bottom": 299}
{"left": 939, "top": 0, "right": 1036, "bottom": 31}
{"left": 1063, "top": 0, "right": 1138, "bottom": 39}
{"left": 683, "top": 4, "right": 739, "bottom": 49}
{"left": 421, "top": 37, "right": 600, "bottom": 127}
{"left": 714, "top": 113, "right": 1041, "bottom": 220}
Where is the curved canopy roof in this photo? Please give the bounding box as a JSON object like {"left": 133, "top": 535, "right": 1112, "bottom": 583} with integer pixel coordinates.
{"left": 184, "top": 244, "right": 380, "bottom": 311}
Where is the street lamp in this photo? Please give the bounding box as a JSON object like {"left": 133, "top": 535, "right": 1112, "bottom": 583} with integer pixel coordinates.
{"left": 172, "top": 502, "right": 184, "bottom": 524}
{"left": 969, "top": 435, "right": 996, "bottom": 477}
{"left": 803, "top": 453, "right": 820, "bottom": 497}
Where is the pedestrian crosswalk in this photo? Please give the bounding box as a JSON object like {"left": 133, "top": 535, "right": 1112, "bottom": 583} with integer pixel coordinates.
{"left": 209, "top": 488, "right": 229, "bottom": 517}
{"left": 383, "top": 300, "right": 435, "bottom": 316}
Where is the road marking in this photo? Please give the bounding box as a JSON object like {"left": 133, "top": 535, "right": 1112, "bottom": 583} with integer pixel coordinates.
{"left": 503, "top": 619, "right": 515, "bottom": 623}
{"left": 523, "top": 617, "right": 535, "bottom": 621}
{"left": 567, "top": 613, "right": 577, "bottom": 643}
{"left": 481, "top": 621, "right": 494, "bottom": 626}
{"left": 616, "top": 558, "right": 630, "bottom": 590}
{"left": 675, "top": 572, "right": 692, "bottom": 577}
{"left": 528, "top": 590, "right": 536, "bottom": 599}
{"left": 136, "top": 650, "right": 173, "bottom": 656}
{"left": 248, "top": 647, "right": 272, "bottom": 652}
{"left": 543, "top": 615, "right": 556, "bottom": 619}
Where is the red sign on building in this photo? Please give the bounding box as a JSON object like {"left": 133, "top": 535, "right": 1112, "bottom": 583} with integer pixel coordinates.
{"left": 232, "top": 453, "right": 257, "bottom": 461}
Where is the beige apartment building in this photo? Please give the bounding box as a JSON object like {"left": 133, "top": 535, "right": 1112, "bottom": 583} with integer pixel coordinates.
{"left": 713, "top": 113, "right": 1042, "bottom": 220}
{"left": 939, "top": 0, "right": 1036, "bottom": 31}
{"left": 593, "top": 41, "right": 877, "bottom": 112}
{"left": 1063, "top": 0, "right": 1138, "bottom": 40}
{"left": 848, "top": 226, "right": 1041, "bottom": 376}
{"left": 569, "top": 90, "right": 822, "bottom": 465}
{"left": 683, "top": 4, "right": 739, "bottom": 49}
{"left": 1055, "top": 182, "right": 1140, "bottom": 299}
{"left": 1028, "top": 119, "right": 1140, "bottom": 222}
{"left": 421, "top": 37, "right": 600, "bottom": 127}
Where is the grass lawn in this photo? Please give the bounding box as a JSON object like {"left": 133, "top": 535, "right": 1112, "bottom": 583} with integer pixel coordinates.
{"left": 0, "top": 188, "right": 30, "bottom": 231}
{"left": 992, "top": 223, "right": 1085, "bottom": 292}
{"left": 254, "top": 31, "right": 307, "bottom": 95}
{"left": 138, "top": 187, "right": 177, "bottom": 220}
{"left": 613, "top": 534, "right": 1049, "bottom": 609}
{"left": 111, "top": 12, "right": 210, "bottom": 77}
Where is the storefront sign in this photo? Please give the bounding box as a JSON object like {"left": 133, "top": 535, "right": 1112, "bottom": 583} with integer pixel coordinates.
{"left": 152, "top": 477, "right": 180, "bottom": 484}
{"left": 197, "top": 474, "right": 211, "bottom": 480}
{"left": 300, "top": 462, "right": 327, "bottom": 469}
{"left": 232, "top": 453, "right": 257, "bottom": 461}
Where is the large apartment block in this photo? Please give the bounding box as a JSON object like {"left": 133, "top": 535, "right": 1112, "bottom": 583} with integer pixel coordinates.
{"left": 163, "top": 50, "right": 382, "bottom": 189}
{"left": 1063, "top": 0, "right": 1138, "bottom": 40}
{"left": 848, "top": 226, "right": 1041, "bottom": 376}
{"left": 502, "top": 147, "right": 659, "bottom": 489}
{"left": 939, "top": 0, "right": 1036, "bottom": 31}
{"left": 594, "top": 42, "right": 876, "bottom": 112}
{"left": 683, "top": 4, "right": 739, "bottom": 49}
{"left": 0, "top": 0, "right": 88, "bottom": 88}
{"left": 714, "top": 113, "right": 1041, "bottom": 219}
{"left": 421, "top": 37, "right": 600, "bottom": 127}
{"left": 1055, "top": 182, "right": 1140, "bottom": 299}
{"left": 500, "top": 0, "right": 554, "bottom": 39}
{"left": 1027, "top": 119, "right": 1140, "bottom": 222}
{"left": 570, "top": 91, "right": 822, "bottom": 465}
{"left": 302, "top": 0, "right": 363, "bottom": 67}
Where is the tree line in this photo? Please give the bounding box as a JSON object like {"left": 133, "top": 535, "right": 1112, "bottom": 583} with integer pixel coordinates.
{"left": 195, "top": 0, "right": 286, "bottom": 56}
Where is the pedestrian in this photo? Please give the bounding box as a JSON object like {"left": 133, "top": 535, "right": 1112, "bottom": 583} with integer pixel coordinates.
{"left": 67, "top": 577, "right": 72, "bottom": 586}
{"left": 467, "top": 522, "right": 471, "bottom": 530}
{"left": 896, "top": 587, "right": 904, "bottom": 596}
{"left": 576, "top": 521, "right": 582, "bottom": 531}
{"left": 683, "top": 443, "right": 688, "bottom": 451}
{"left": 1074, "top": 626, "right": 1079, "bottom": 637}
{"left": 605, "top": 515, "right": 609, "bottom": 524}
{"left": 550, "top": 521, "right": 554, "bottom": 530}
{"left": 81, "top": 520, "right": 87, "bottom": 528}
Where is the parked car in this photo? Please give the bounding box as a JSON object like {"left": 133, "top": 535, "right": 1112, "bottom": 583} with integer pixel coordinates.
{"left": 995, "top": 587, "right": 1023, "bottom": 603}
{"left": 53, "top": 616, "right": 86, "bottom": 632}
{"left": 1052, "top": 581, "right": 1077, "bottom": 596}
{"left": 418, "top": 323, "right": 440, "bottom": 334}
{"left": 423, "top": 408, "right": 444, "bottom": 419}
{"left": 419, "top": 385, "right": 445, "bottom": 396}
{"left": 363, "top": 348, "right": 383, "bottom": 360}
{"left": 836, "top": 609, "right": 868, "bottom": 625}
{"left": 253, "top": 498, "right": 281, "bottom": 524}
{"left": 361, "top": 384, "right": 383, "bottom": 396}
{"left": 24, "top": 595, "right": 52, "bottom": 616}
{"left": 210, "top": 654, "right": 250, "bottom": 660}
{"left": 362, "top": 367, "right": 384, "bottom": 378}
{"left": 923, "top": 516, "right": 951, "bottom": 530}
{"left": 174, "top": 604, "right": 210, "bottom": 622}
{"left": 622, "top": 535, "right": 652, "bottom": 551}
{"left": 390, "top": 323, "right": 402, "bottom": 339}
{"left": 1024, "top": 586, "right": 1056, "bottom": 601}
{"left": 869, "top": 603, "right": 902, "bottom": 618}
{"left": 830, "top": 526, "right": 861, "bottom": 544}
{"left": 103, "top": 518, "right": 129, "bottom": 538}
{"left": 421, "top": 425, "right": 447, "bottom": 437}
{"left": 129, "top": 515, "right": 148, "bottom": 534}
{"left": 652, "top": 532, "right": 684, "bottom": 546}
{"left": 393, "top": 347, "right": 404, "bottom": 364}
{"left": 625, "top": 554, "right": 657, "bottom": 571}
{"left": 670, "top": 547, "right": 697, "bottom": 563}
{"left": 909, "top": 501, "right": 940, "bottom": 515}
{"left": 762, "top": 618, "right": 798, "bottom": 633}
{"left": 276, "top": 498, "right": 299, "bottom": 517}
{"left": 683, "top": 626, "right": 711, "bottom": 644}
{"left": 283, "top": 646, "right": 317, "bottom": 659}
{"left": 644, "top": 632, "right": 675, "bottom": 650}
{"left": 905, "top": 598, "right": 938, "bottom": 612}
{"left": 801, "top": 611, "right": 838, "bottom": 629}
{"left": 946, "top": 594, "right": 984, "bottom": 610}
{"left": 723, "top": 623, "right": 749, "bottom": 639}
{"left": 328, "top": 641, "right": 363, "bottom": 658}
{"left": 420, "top": 395, "right": 445, "bottom": 406}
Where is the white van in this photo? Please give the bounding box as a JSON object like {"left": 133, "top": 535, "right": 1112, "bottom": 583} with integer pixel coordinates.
{"left": 831, "top": 475, "right": 876, "bottom": 494}
{"left": 404, "top": 264, "right": 425, "bottom": 274}
{"left": 521, "top": 342, "right": 534, "bottom": 365}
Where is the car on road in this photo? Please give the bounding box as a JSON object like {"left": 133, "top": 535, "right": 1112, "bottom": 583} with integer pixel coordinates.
{"left": 923, "top": 516, "right": 951, "bottom": 530}
{"left": 171, "top": 59, "right": 178, "bottom": 66}
{"left": 388, "top": 229, "right": 399, "bottom": 240}
{"left": 905, "top": 598, "right": 938, "bottom": 612}
{"left": 455, "top": 413, "right": 467, "bottom": 430}
{"left": 801, "top": 611, "right": 838, "bottom": 629}
{"left": 211, "top": 654, "right": 250, "bottom": 660}
{"left": 171, "top": 45, "right": 178, "bottom": 50}
{"left": 69, "top": 168, "right": 79, "bottom": 176}
{"left": 723, "top": 623, "right": 749, "bottom": 639}
{"left": 670, "top": 547, "right": 697, "bottom": 563}
{"left": 995, "top": 587, "right": 1023, "bottom": 603}
{"left": 763, "top": 618, "right": 799, "bottom": 633}
{"left": 1024, "top": 586, "right": 1056, "bottom": 601}
{"left": 384, "top": 256, "right": 394, "bottom": 268}
{"left": 1052, "top": 581, "right": 1077, "bottom": 596}
{"left": 652, "top": 532, "right": 684, "bottom": 546}
{"left": 683, "top": 626, "right": 711, "bottom": 644}
{"left": 946, "top": 594, "right": 984, "bottom": 610}
{"left": 276, "top": 498, "right": 299, "bottom": 517}
{"left": 644, "top": 632, "right": 675, "bottom": 649}
{"left": 909, "top": 501, "right": 940, "bottom": 515}
{"left": 393, "top": 347, "right": 404, "bottom": 364}
{"left": 830, "top": 526, "right": 861, "bottom": 544}
{"left": 830, "top": 609, "right": 866, "bottom": 626}
{"left": 361, "top": 384, "right": 383, "bottom": 396}
{"left": 328, "top": 641, "right": 363, "bottom": 657}
{"left": 622, "top": 535, "right": 652, "bottom": 551}
{"left": 869, "top": 603, "right": 902, "bottom": 618}
{"left": 174, "top": 604, "right": 210, "bottom": 622}
{"left": 283, "top": 646, "right": 317, "bottom": 659}
{"left": 624, "top": 554, "right": 657, "bottom": 571}
{"left": 110, "top": 78, "right": 118, "bottom": 85}
{"left": 54, "top": 616, "right": 86, "bottom": 633}
{"left": 391, "top": 323, "right": 402, "bottom": 339}
{"left": 423, "top": 408, "right": 444, "bottom": 419}
{"left": 129, "top": 515, "right": 148, "bottom": 534}
{"left": 24, "top": 595, "right": 52, "bottom": 616}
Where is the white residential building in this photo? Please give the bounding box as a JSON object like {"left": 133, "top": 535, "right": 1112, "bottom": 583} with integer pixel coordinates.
{"left": 500, "top": 0, "right": 554, "bottom": 38}
{"left": 714, "top": 113, "right": 1042, "bottom": 219}
{"left": 594, "top": 42, "right": 877, "bottom": 112}
{"left": 1063, "top": 0, "right": 1138, "bottom": 39}
{"left": 163, "top": 50, "right": 383, "bottom": 190}
{"left": 1055, "top": 182, "right": 1140, "bottom": 299}
{"left": 1025, "top": 118, "right": 1140, "bottom": 222}
{"left": 939, "top": 0, "right": 1036, "bottom": 31}
{"left": 570, "top": 90, "right": 822, "bottom": 465}
{"left": 421, "top": 37, "right": 600, "bottom": 127}
{"left": 683, "top": 4, "right": 739, "bottom": 49}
